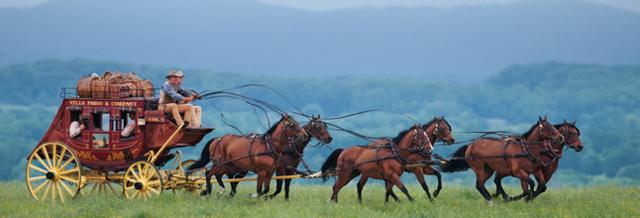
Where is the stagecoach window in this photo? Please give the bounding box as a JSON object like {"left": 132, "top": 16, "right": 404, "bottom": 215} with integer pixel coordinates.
{"left": 92, "top": 112, "right": 110, "bottom": 131}
{"left": 120, "top": 112, "right": 137, "bottom": 138}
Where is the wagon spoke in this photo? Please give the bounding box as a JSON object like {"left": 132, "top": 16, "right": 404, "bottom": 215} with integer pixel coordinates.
{"left": 106, "top": 183, "right": 118, "bottom": 194}
{"left": 33, "top": 180, "right": 50, "bottom": 196}
{"left": 59, "top": 180, "right": 75, "bottom": 196}
{"left": 34, "top": 153, "right": 50, "bottom": 171}
{"left": 50, "top": 182, "right": 57, "bottom": 203}
{"left": 131, "top": 169, "right": 141, "bottom": 181}
{"left": 41, "top": 181, "right": 52, "bottom": 201}
{"left": 136, "top": 164, "right": 144, "bottom": 178}
{"left": 40, "top": 146, "right": 53, "bottom": 170}
{"left": 59, "top": 157, "right": 74, "bottom": 170}
{"left": 55, "top": 182, "right": 66, "bottom": 203}
{"left": 29, "top": 164, "right": 48, "bottom": 174}
{"left": 60, "top": 167, "right": 79, "bottom": 175}
{"left": 55, "top": 146, "right": 68, "bottom": 168}
{"left": 130, "top": 190, "right": 139, "bottom": 199}
{"left": 60, "top": 175, "right": 79, "bottom": 184}
{"left": 148, "top": 186, "right": 160, "bottom": 195}
{"left": 29, "top": 175, "right": 47, "bottom": 182}
{"left": 51, "top": 144, "right": 57, "bottom": 168}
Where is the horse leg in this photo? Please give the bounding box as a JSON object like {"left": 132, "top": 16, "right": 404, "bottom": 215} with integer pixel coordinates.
{"left": 388, "top": 173, "right": 414, "bottom": 202}
{"left": 261, "top": 170, "right": 273, "bottom": 196}
{"left": 356, "top": 175, "right": 368, "bottom": 204}
{"left": 426, "top": 167, "right": 443, "bottom": 198}
{"left": 254, "top": 170, "right": 264, "bottom": 197}
{"left": 269, "top": 171, "right": 284, "bottom": 199}
{"left": 532, "top": 170, "right": 547, "bottom": 199}
{"left": 330, "top": 169, "right": 358, "bottom": 203}
{"left": 384, "top": 181, "right": 398, "bottom": 203}
{"left": 414, "top": 168, "right": 433, "bottom": 202}
{"left": 229, "top": 172, "right": 246, "bottom": 197}
{"left": 510, "top": 171, "right": 532, "bottom": 201}
{"left": 472, "top": 166, "right": 494, "bottom": 204}
{"left": 215, "top": 174, "right": 225, "bottom": 194}
{"left": 383, "top": 181, "right": 400, "bottom": 203}
{"left": 284, "top": 178, "right": 292, "bottom": 200}
{"left": 202, "top": 169, "right": 213, "bottom": 196}
{"left": 492, "top": 173, "right": 512, "bottom": 201}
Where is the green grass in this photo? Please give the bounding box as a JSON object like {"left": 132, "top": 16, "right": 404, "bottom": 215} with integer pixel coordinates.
{"left": 1, "top": 182, "right": 638, "bottom": 218}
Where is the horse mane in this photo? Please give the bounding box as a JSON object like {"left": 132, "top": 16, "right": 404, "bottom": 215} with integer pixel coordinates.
{"left": 521, "top": 121, "right": 540, "bottom": 138}
{"left": 554, "top": 123, "right": 580, "bottom": 135}
{"left": 265, "top": 116, "right": 285, "bottom": 136}
{"left": 392, "top": 126, "right": 419, "bottom": 144}
{"left": 421, "top": 117, "right": 452, "bottom": 132}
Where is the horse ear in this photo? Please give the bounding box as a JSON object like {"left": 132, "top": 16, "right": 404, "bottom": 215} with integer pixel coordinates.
{"left": 563, "top": 119, "right": 567, "bottom": 124}
{"left": 317, "top": 114, "right": 321, "bottom": 118}
{"left": 573, "top": 120, "right": 577, "bottom": 125}
{"left": 543, "top": 116, "right": 548, "bottom": 121}
{"left": 538, "top": 116, "right": 543, "bottom": 122}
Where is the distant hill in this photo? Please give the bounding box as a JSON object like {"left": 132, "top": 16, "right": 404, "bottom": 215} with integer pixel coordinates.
{"left": 1, "top": 0, "right": 639, "bottom": 83}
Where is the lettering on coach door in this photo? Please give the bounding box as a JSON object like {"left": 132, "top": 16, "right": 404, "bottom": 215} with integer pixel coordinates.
{"left": 68, "top": 100, "right": 138, "bottom": 107}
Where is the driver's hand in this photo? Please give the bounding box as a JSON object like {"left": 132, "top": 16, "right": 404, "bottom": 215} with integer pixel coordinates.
{"left": 184, "top": 96, "right": 195, "bottom": 102}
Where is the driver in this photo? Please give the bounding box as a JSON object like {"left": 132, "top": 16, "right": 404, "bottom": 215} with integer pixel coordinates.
{"left": 158, "top": 70, "right": 201, "bottom": 128}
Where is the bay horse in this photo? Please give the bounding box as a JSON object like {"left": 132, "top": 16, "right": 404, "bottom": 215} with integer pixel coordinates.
{"left": 321, "top": 124, "right": 431, "bottom": 203}
{"left": 440, "top": 116, "right": 564, "bottom": 203}
{"left": 188, "top": 114, "right": 308, "bottom": 197}
{"left": 492, "top": 120, "right": 583, "bottom": 200}
{"left": 222, "top": 115, "right": 333, "bottom": 199}
{"left": 369, "top": 116, "right": 455, "bottom": 201}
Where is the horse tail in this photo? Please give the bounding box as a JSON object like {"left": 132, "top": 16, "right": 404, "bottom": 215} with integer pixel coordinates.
{"left": 321, "top": 148, "right": 344, "bottom": 182}
{"left": 187, "top": 138, "right": 214, "bottom": 171}
{"left": 440, "top": 144, "right": 470, "bottom": 173}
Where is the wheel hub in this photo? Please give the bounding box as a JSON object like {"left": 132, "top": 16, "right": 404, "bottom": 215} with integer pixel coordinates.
{"left": 46, "top": 172, "right": 56, "bottom": 180}
{"left": 134, "top": 182, "right": 145, "bottom": 190}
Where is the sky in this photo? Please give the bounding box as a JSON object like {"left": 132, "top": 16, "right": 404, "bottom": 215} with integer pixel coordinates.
{"left": 1, "top": 0, "right": 639, "bottom": 13}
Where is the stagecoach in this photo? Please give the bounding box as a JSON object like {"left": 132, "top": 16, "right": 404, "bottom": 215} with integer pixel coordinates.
{"left": 25, "top": 76, "right": 213, "bottom": 202}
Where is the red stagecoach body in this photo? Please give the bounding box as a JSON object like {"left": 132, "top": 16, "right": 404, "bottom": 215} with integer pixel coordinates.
{"left": 34, "top": 95, "right": 213, "bottom": 172}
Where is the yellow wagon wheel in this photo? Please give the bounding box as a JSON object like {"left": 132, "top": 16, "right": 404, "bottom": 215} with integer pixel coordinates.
{"left": 123, "top": 161, "right": 163, "bottom": 200}
{"left": 25, "top": 142, "right": 82, "bottom": 203}
{"left": 180, "top": 159, "right": 206, "bottom": 194}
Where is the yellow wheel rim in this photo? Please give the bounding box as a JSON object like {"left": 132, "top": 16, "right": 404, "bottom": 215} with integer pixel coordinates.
{"left": 123, "top": 161, "right": 163, "bottom": 200}
{"left": 180, "top": 160, "right": 206, "bottom": 194}
{"left": 25, "top": 142, "right": 81, "bottom": 203}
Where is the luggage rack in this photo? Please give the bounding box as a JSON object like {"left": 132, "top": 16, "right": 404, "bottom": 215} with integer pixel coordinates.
{"left": 60, "top": 87, "right": 160, "bottom": 99}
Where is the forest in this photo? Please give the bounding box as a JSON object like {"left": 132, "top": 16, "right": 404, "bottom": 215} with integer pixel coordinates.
{"left": 0, "top": 59, "right": 638, "bottom": 184}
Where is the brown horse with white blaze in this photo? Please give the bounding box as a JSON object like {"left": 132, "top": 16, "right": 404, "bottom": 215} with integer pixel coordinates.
{"left": 321, "top": 124, "right": 432, "bottom": 203}
{"left": 441, "top": 116, "right": 564, "bottom": 203}
{"left": 188, "top": 114, "right": 308, "bottom": 197}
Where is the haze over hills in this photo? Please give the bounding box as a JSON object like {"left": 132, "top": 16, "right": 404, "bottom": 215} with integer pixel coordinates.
{"left": 1, "top": 0, "right": 639, "bottom": 83}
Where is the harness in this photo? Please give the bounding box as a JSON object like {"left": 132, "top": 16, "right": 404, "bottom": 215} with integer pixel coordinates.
{"left": 465, "top": 137, "right": 561, "bottom": 168}
{"left": 348, "top": 129, "right": 433, "bottom": 174}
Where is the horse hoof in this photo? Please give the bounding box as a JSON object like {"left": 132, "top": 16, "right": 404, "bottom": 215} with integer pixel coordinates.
{"left": 486, "top": 200, "right": 494, "bottom": 207}
{"left": 249, "top": 193, "right": 259, "bottom": 198}
{"left": 433, "top": 190, "right": 441, "bottom": 198}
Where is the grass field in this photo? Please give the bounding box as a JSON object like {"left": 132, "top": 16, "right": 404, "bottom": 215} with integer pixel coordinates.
{"left": 1, "top": 182, "right": 638, "bottom": 218}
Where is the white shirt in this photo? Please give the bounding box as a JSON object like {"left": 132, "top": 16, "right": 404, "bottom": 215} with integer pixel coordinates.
{"left": 121, "top": 121, "right": 136, "bottom": 137}
{"left": 69, "top": 121, "right": 83, "bottom": 138}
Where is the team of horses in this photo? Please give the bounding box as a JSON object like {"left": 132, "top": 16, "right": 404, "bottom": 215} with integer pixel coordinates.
{"left": 188, "top": 113, "right": 583, "bottom": 204}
